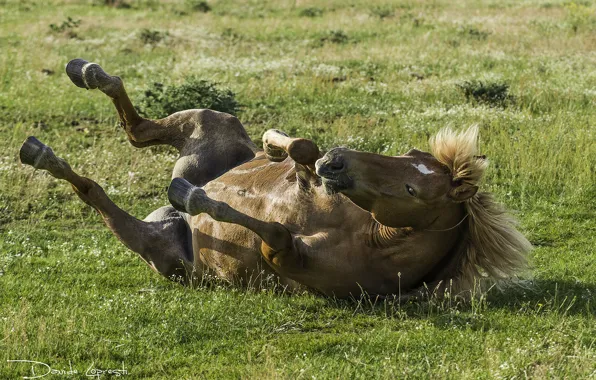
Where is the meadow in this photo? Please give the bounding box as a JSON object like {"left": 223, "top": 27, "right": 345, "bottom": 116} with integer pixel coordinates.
{"left": 1, "top": 0, "right": 595, "bottom": 378}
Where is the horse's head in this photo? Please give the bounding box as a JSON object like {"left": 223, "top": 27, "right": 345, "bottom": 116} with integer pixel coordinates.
{"left": 315, "top": 127, "right": 487, "bottom": 229}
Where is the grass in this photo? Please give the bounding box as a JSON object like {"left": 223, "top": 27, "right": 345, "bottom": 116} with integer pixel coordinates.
{"left": 1, "top": 0, "right": 595, "bottom": 378}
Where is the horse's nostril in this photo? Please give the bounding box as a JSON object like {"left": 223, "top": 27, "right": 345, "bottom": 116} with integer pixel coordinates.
{"left": 329, "top": 160, "right": 344, "bottom": 171}
{"left": 316, "top": 150, "right": 347, "bottom": 177}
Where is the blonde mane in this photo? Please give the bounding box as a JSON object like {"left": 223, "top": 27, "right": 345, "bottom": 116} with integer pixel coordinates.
{"left": 428, "top": 126, "right": 532, "bottom": 295}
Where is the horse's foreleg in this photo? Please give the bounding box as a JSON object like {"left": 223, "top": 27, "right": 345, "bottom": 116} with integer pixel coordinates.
{"left": 168, "top": 178, "right": 303, "bottom": 269}
{"left": 262, "top": 129, "right": 320, "bottom": 165}
{"left": 65, "top": 59, "right": 185, "bottom": 150}
{"left": 20, "top": 137, "right": 195, "bottom": 283}
{"left": 263, "top": 129, "right": 321, "bottom": 188}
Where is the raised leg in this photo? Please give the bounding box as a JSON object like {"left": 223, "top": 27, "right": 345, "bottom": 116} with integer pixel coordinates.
{"left": 66, "top": 58, "right": 185, "bottom": 149}
{"left": 20, "top": 137, "right": 196, "bottom": 283}
{"left": 263, "top": 129, "right": 321, "bottom": 189}
{"left": 262, "top": 129, "right": 320, "bottom": 165}
{"left": 65, "top": 59, "right": 258, "bottom": 187}
{"left": 168, "top": 178, "right": 303, "bottom": 269}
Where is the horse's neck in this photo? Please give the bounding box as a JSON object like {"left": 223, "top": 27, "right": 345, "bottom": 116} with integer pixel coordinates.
{"left": 363, "top": 204, "right": 465, "bottom": 250}
{"left": 366, "top": 220, "right": 414, "bottom": 249}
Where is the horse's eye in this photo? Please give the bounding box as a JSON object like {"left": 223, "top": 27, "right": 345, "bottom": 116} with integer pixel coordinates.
{"left": 406, "top": 184, "right": 416, "bottom": 197}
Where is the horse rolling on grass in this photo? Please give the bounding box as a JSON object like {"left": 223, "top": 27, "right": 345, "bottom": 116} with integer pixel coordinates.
{"left": 19, "top": 59, "right": 532, "bottom": 299}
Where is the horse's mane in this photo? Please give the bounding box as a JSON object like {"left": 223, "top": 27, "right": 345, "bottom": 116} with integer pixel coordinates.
{"left": 428, "top": 126, "right": 532, "bottom": 295}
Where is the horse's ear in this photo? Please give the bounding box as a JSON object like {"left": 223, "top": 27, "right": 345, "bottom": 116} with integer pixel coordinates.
{"left": 449, "top": 181, "right": 478, "bottom": 202}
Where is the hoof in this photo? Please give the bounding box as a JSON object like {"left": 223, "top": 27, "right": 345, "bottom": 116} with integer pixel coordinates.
{"left": 264, "top": 145, "right": 288, "bottom": 162}
{"left": 20, "top": 137, "right": 70, "bottom": 179}
{"left": 263, "top": 129, "right": 290, "bottom": 162}
{"left": 65, "top": 59, "right": 120, "bottom": 94}
{"left": 65, "top": 58, "right": 90, "bottom": 89}
{"left": 19, "top": 136, "right": 51, "bottom": 169}
{"left": 168, "top": 177, "right": 205, "bottom": 214}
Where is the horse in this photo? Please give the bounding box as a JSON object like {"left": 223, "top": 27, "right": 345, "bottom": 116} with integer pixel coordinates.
{"left": 19, "top": 59, "right": 531, "bottom": 299}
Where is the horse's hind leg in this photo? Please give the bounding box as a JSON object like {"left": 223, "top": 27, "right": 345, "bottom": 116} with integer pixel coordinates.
{"left": 20, "top": 137, "right": 196, "bottom": 283}
{"left": 66, "top": 58, "right": 184, "bottom": 150}
{"left": 65, "top": 59, "right": 258, "bottom": 187}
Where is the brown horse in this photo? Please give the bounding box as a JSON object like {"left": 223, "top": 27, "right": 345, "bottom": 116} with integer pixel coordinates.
{"left": 19, "top": 59, "right": 531, "bottom": 299}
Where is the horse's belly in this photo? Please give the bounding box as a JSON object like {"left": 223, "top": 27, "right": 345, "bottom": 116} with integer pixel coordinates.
{"left": 291, "top": 232, "right": 397, "bottom": 296}
{"left": 189, "top": 213, "right": 261, "bottom": 280}
{"left": 190, "top": 213, "right": 304, "bottom": 291}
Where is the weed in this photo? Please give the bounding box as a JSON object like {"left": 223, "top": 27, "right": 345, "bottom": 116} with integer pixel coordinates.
{"left": 93, "top": 0, "right": 131, "bottom": 8}
{"left": 320, "top": 30, "right": 349, "bottom": 44}
{"left": 565, "top": 1, "right": 595, "bottom": 33}
{"left": 370, "top": 5, "right": 394, "bottom": 19}
{"left": 222, "top": 27, "right": 243, "bottom": 41}
{"left": 457, "top": 80, "right": 513, "bottom": 107}
{"left": 399, "top": 12, "right": 426, "bottom": 27}
{"left": 139, "top": 28, "right": 168, "bottom": 45}
{"left": 49, "top": 17, "right": 80, "bottom": 38}
{"left": 299, "top": 7, "right": 323, "bottom": 17}
{"left": 136, "top": 77, "right": 239, "bottom": 119}
{"left": 459, "top": 26, "right": 490, "bottom": 40}
{"left": 540, "top": 2, "right": 557, "bottom": 9}
{"left": 187, "top": 0, "right": 211, "bottom": 13}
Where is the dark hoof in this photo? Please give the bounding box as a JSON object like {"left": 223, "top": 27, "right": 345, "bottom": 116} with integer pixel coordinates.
{"left": 168, "top": 177, "right": 196, "bottom": 213}
{"left": 65, "top": 58, "right": 90, "bottom": 89}
{"left": 264, "top": 145, "right": 288, "bottom": 162}
{"left": 20, "top": 136, "right": 50, "bottom": 168}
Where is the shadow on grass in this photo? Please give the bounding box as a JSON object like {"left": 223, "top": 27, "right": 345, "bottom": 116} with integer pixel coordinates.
{"left": 425, "top": 279, "right": 595, "bottom": 332}
{"left": 105, "top": 272, "right": 595, "bottom": 333}
{"left": 485, "top": 278, "right": 594, "bottom": 316}
{"left": 307, "top": 278, "right": 595, "bottom": 324}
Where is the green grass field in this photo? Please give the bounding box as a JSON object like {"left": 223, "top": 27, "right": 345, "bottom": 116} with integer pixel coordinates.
{"left": 1, "top": 0, "right": 595, "bottom": 378}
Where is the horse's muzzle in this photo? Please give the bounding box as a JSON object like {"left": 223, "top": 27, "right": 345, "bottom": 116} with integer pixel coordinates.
{"left": 315, "top": 148, "right": 353, "bottom": 194}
